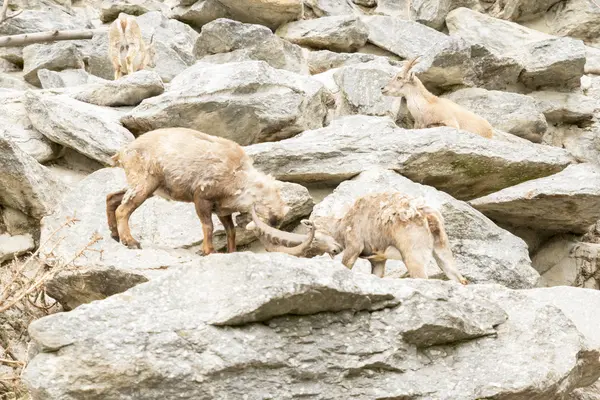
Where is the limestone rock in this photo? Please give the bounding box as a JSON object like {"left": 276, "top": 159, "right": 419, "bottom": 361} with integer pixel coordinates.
{"left": 446, "top": 7, "right": 586, "bottom": 91}
{"left": 100, "top": 0, "right": 170, "bottom": 22}
{"left": 72, "top": 70, "right": 164, "bottom": 107}
{"left": 311, "top": 168, "right": 538, "bottom": 288}
{"left": 443, "top": 87, "right": 548, "bottom": 143}
{"left": 410, "top": 0, "right": 480, "bottom": 30}
{"left": 0, "top": 136, "right": 66, "bottom": 219}
{"left": 121, "top": 61, "right": 329, "bottom": 145}
{"left": 37, "top": 168, "right": 313, "bottom": 310}
{"left": 171, "top": 0, "right": 302, "bottom": 30}
{"left": 529, "top": 91, "right": 596, "bottom": 124}
{"left": 585, "top": 46, "right": 600, "bottom": 74}
{"left": 306, "top": 49, "right": 400, "bottom": 74}
{"left": 547, "top": 0, "right": 600, "bottom": 43}
{"left": 193, "top": 18, "right": 308, "bottom": 74}
{"left": 246, "top": 115, "right": 573, "bottom": 200}
{"left": 0, "top": 91, "right": 61, "bottom": 163}
{"left": 306, "top": 0, "right": 357, "bottom": 16}
{"left": 38, "top": 68, "right": 108, "bottom": 89}
{"left": 25, "top": 91, "right": 134, "bottom": 165}
{"left": 470, "top": 163, "right": 600, "bottom": 235}
{"left": 83, "top": 11, "right": 198, "bottom": 82}
{"left": 0, "top": 73, "right": 35, "bottom": 90}
{"left": 532, "top": 235, "right": 600, "bottom": 289}
{"left": 22, "top": 253, "right": 600, "bottom": 399}
{"left": 276, "top": 16, "right": 368, "bottom": 53}
{"left": 489, "top": 0, "right": 562, "bottom": 22}
{"left": 22, "top": 42, "right": 85, "bottom": 87}
{"left": 0, "top": 9, "right": 90, "bottom": 36}
{"left": 0, "top": 233, "right": 35, "bottom": 263}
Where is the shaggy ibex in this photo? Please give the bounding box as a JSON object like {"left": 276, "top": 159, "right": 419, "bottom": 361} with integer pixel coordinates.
{"left": 107, "top": 128, "right": 290, "bottom": 254}
{"left": 382, "top": 57, "right": 493, "bottom": 139}
{"left": 248, "top": 192, "right": 468, "bottom": 284}
{"left": 108, "top": 14, "right": 156, "bottom": 80}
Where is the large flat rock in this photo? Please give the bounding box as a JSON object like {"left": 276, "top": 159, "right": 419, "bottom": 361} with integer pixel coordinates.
{"left": 22, "top": 42, "right": 85, "bottom": 87}
{"left": 310, "top": 168, "right": 538, "bottom": 289}
{"left": 22, "top": 252, "right": 600, "bottom": 399}
{"left": 245, "top": 115, "right": 574, "bottom": 200}
{"left": 470, "top": 163, "right": 600, "bottom": 235}
{"left": 446, "top": 7, "right": 586, "bottom": 90}
{"left": 121, "top": 60, "right": 330, "bottom": 145}
{"left": 25, "top": 91, "right": 134, "bottom": 166}
{"left": 39, "top": 168, "right": 314, "bottom": 310}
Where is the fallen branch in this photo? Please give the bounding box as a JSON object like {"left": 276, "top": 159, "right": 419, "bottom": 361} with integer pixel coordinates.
{"left": 0, "top": 28, "right": 107, "bottom": 47}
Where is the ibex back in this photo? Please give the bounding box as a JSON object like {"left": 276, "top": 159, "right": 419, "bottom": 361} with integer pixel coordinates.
{"left": 108, "top": 14, "right": 156, "bottom": 80}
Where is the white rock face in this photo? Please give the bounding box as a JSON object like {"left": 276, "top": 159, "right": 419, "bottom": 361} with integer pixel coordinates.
{"left": 0, "top": 233, "right": 35, "bottom": 263}
{"left": 22, "top": 43, "right": 85, "bottom": 87}
{"left": 21, "top": 253, "right": 600, "bottom": 400}
{"left": 246, "top": 115, "right": 574, "bottom": 200}
{"left": 470, "top": 164, "right": 600, "bottom": 235}
{"left": 310, "top": 168, "right": 538, "bottom": 289}
{"left": 121, "top": 61, "right": 330, "bottom": 145}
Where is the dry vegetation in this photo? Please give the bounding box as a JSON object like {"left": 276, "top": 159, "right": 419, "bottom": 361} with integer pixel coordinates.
{"left": 0, "top": 217, "right": 102, "bottom": 400}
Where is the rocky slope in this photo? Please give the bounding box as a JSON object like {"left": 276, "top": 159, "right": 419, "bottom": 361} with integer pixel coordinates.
{"left": 0, "top": 0, "right": 599, "bottom": 398}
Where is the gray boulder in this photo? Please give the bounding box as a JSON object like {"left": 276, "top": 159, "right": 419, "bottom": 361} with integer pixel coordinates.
{"left": 276, "top": 16, "right": 369, "bottom": 52}
{"left": 470, "top": 163, "right": 600, "bottom": 235}
{"left": 38, "top": 68, "right": 108, "bottom": 89}
{"left": 306, "top": 49, "right": 400, "bottom": 74}
{"left": 37, "top": 167, "right": 313, "bottom": 310}
{"left": 22, "top": 252, "right": 600, "bottom": 399}
{"left": 22, "top": 42, "right": 85, "bottom": 87}
{"left": 0, "top": 73, "right": 35, "bottom": 90}
{"left": 547, "top": 0, "right": 600, "bottom": 43}
{"left": 121, "top": 61, "right": 330, "bottom": 145}
{"left": 245, "top": 115, "right": 574, "bottom": 200}
{"left": 532, "top": 235, "right": 600, "bottom": 289}
{"left": 443, "top": 87, "right": 548, "bottom": 143}
{"left": 83, "top": 11, "right": 198, "bottom": 82}
{"left": 410, "top": 0, "right": 480, "bottom": 30}
{"left": 530, "top": 91, "right": 596, "bottom": 124}
{"left": 311, "top": 168, "right": 538, "bottom": 289}
{"left": 446, "top": 7, "right": 586, "bottom": 91}
{"left": 543, "top": 123, "right": 600, "bottom": 165}
{"left": 0, "top": 8, "right": 91, "bottom": 36}
{"left": 0, "top": 232, "right": 35, "bottom": 263}
{"left": 305, "top": 0, "right": 357, "bottom": 16}
{"left": 0, "top": 136, "right": 66, "bottom": 219}
{"left": 193, "top": 18, "right": 308, "bottom": 74}
{"left": 100, "top": 0, "right": 170, "bottom": 22}
{"left": 72, "top": 70, "right": 164, "bottom": 107}
{"left": 488, "top": 0, "right": 562, "bottom": 22}
{"left": 170, "top": 0, "right": 302, "bottom": 30}
{"left": 25, "top": 91, "right": 134, "bottom": 165}
{"left": 0, "top": 91, "right": 61, "bottom": 163}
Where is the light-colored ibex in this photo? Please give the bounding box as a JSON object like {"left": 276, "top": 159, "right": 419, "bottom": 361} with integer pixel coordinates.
{"left": 382, "top": 57, "right": 493, "bottom": 139}
{"left": 248, "top": 192, "right": 468, "bottom": 284}
{"left": 108, "top": 14, "right": 156, "bottom": 80}
{"left": 107, "top": 128, "right": 290, "bottom": 254}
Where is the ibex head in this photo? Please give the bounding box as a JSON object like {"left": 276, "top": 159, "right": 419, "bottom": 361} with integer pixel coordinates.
{"left": 246, "top": 206, "right": 343, "bottom": 258}
{"left": 381, "top": 56, "right": 421, "bottom": 97}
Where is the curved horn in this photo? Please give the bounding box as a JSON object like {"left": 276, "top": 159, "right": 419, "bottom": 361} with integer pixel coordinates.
{"left": 402, "top": 55, "right": 422, "bottom": 75}
{"left": 248, "top": 205, "right": 315, "bottom": 256}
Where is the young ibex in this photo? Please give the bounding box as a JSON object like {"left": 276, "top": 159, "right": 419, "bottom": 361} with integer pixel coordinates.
{"left": 382, "top": 57, "right": 493, "bottom": 139}
{"left": 107, "top": 128, "right": 290, "bottom": 254}
{"left": 248, "top": 192, "right": 468, "bottom": 284}
{"left": 108, "top": 14, "right": 156, "bottom": 80}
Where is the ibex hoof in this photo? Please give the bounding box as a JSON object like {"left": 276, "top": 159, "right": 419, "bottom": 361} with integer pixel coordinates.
{"left": 110, "top": 233, "right": 120, "bottom": 242}
{"left": 123, "top": 240, "right": 141, "bottom": 249}
{"left": 459, "top": 278, "right": 469, "bottom": 285}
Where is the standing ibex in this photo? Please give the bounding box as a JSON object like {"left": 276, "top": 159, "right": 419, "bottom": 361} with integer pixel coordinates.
{"left": 382, "top": 57, "right": 493, "bottom": 139}
{"left": 108, "top": 14, "right": 156, "bottom": 80}
{"left": 107, "top": 128, "right": 290, "bottom": 254}
{"left": 248, "top": 192, "right": 468, "bottom": 284}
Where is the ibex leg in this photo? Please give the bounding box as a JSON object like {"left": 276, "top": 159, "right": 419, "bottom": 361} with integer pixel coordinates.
{"left": 116, "top": 182, "right": 157, "bottom": 249}
{"left": 217, "top": 214, "right": 236, "bottom": 253}
{"left": 106, "top": 189, "right": 126, "bottom": 241}
{"left": 369, "top": 259, "right": 386, "bottom": 278}
{"left": 194, "top": 193, "right": 215, "bottom": 255}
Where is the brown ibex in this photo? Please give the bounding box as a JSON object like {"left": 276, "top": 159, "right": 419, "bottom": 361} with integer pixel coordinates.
{"left": 107, "top": 128, "right": 290, "bottom": 254}
{"left": 382, "top": 57, "right": 493, "bottom": 139}
{"left": 248, "top": 192, "right": 468, "bottom": 284}
{"left": 108, "top": 14, "right": 156, "bottom": 80}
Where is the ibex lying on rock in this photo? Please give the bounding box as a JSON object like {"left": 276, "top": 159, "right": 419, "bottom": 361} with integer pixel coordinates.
{"left": 382, "top": 57, "right": 493, "bottom": 139}
{"left": 248, "top": 192, "right": 467, "bottom": 284}
{"left": 107, "top": 128, "right": 290, "bottom": 254}
{"left": 108, "top": 14, "right": 156, "bottom": 80}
